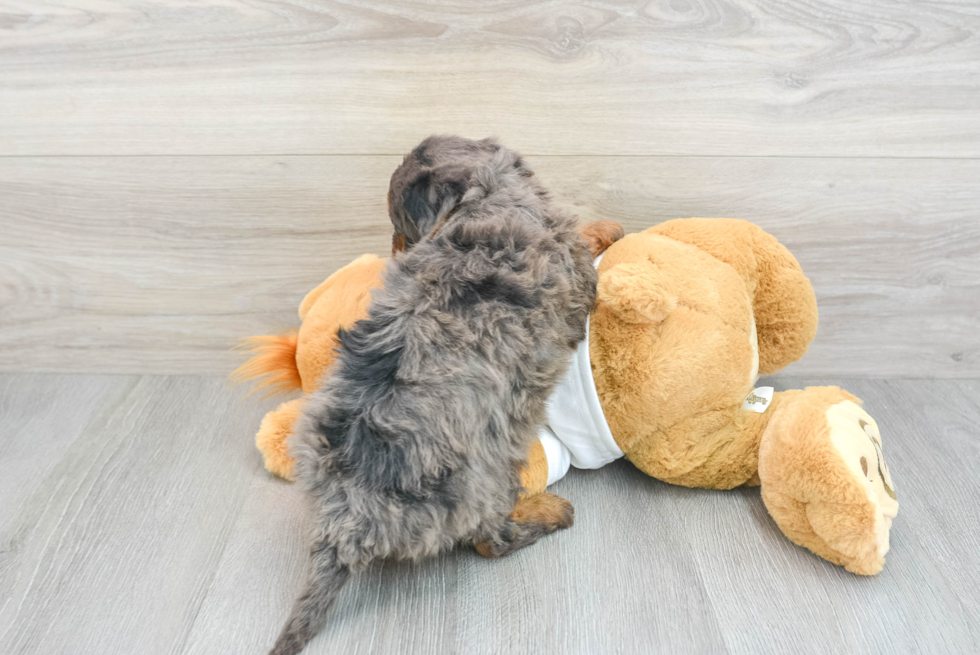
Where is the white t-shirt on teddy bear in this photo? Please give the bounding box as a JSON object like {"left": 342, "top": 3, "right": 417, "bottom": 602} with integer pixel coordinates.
{"left": 537, "top": 254, "right": 625, "bottom": 486}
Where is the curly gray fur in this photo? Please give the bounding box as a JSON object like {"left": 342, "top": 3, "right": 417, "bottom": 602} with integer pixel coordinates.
{"left": 269, "top": 136, "right": 597, "bottom": 655}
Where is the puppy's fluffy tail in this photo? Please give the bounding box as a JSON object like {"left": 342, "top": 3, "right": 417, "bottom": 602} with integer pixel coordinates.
{"left": 231, "top": 332, "right": 302, "bottom": 397}
{"left": 270, "top": 545, "right": 351, "bottom": 655}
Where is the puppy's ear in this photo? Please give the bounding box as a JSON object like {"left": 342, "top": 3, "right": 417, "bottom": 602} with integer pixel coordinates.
{"left": 401, "top": 169, "right": 437, "bottom": 230}
{"left": 393, "top": 165, "right": 469, "bottom": 250}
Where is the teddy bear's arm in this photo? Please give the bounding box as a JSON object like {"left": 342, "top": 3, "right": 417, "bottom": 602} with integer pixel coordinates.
{"left": 596, "top": 261, "right": 677, "bottom": 324}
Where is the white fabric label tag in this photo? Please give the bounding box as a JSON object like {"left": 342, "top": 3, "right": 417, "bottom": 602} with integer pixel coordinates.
{"left": 742, "top": 386, "right": 775, "bottom": 413}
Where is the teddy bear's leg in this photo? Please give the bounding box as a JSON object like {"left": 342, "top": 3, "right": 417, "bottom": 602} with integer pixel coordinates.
{"left": 649, "top": 218, "right": 818, "bottom": 374}
{"left": 758, "top": 387, "right": 898, "bottom": 575}
{"left": 595, "top": 260, "right": 678, "bottom": 325}
{"left": 745, "top": 241, "right": 818, "bottom": 375}
{"left": 624, "top": 408, "right": 770, "bottom": 489}
{"left": 256, "top": 397, "right": 307, "bottom": 481}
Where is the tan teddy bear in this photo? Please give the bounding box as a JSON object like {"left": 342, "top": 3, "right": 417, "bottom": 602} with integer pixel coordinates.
{"left": 236, "top": 219, "right": 898, "bottom": 575}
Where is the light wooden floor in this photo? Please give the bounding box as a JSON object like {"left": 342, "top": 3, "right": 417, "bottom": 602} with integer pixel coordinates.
{"left": 2, "top": 1, "right": 979, "bottom": 654}
{"left": 0, "top": 374, "right": 977, "bottom": 654}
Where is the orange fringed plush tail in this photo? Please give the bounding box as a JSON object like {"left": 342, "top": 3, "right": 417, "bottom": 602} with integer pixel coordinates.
{"left": 231, "top": 332, "right": 302, "bottom": 397}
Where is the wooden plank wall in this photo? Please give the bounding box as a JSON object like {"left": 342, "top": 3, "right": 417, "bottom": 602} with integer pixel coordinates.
{"left": 1, "top": 0, "right": 978, "bottom": 376}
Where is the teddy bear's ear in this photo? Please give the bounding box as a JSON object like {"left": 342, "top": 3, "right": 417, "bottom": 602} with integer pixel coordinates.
{"left": 578, "top": 220, "right": 625, "bottom": 258}
{"left": 597, "top": 262, "right": 677, "bottom": 324}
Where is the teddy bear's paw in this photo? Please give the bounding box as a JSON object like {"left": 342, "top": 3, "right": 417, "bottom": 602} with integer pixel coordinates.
{"left": 256, "top": 398, "right": 307, "bottom": 481}
{"left": 597, "top": 262, "right": 677, "bottom": 324}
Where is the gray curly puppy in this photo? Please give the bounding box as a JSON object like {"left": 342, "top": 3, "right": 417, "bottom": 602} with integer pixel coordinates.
{"left": 269, "top": 136, "right": 598, "bottom": 655}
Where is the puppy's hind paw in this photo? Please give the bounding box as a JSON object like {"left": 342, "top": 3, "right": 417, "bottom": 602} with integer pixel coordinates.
{"left": 511, "top": 493, "right": 574, "bottom": 531}
{"left": 474, "top": 494, "right": 576, "bottom": 559}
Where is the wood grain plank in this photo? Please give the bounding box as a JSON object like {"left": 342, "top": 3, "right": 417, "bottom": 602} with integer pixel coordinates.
{"left": 0, "top": 374, "right": 122, "bottom": 514}
{"left": 182, "top": 449, "right": 729, "bottom": 654}
{"left": 1, "top": 0, "right": 978, "bottom": 156}
{"left": 2, "top": 374, "right": 978, "bottom": 653}
{"left": 182, "top": 473, "right": 470, "bottom": 655}
{"left": 1, "top": 155, "right": 976, "bottom": 377}
{"left": 836, "top": 378, "right": 980, "bottom": 642}
{"left": 108, "top": 376, "right": 980, "bottom": 654}
{"left": 546, "top": 156, "right": 980, "bottom": 378}
{"left": 656, "top": 375, "right": 980, "bottom": 654}
{"left": 0, "top": 375, "right": 279, "bottom": 655}
{"left": 0, "top": 374, "right": 126, "bottom": 571}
